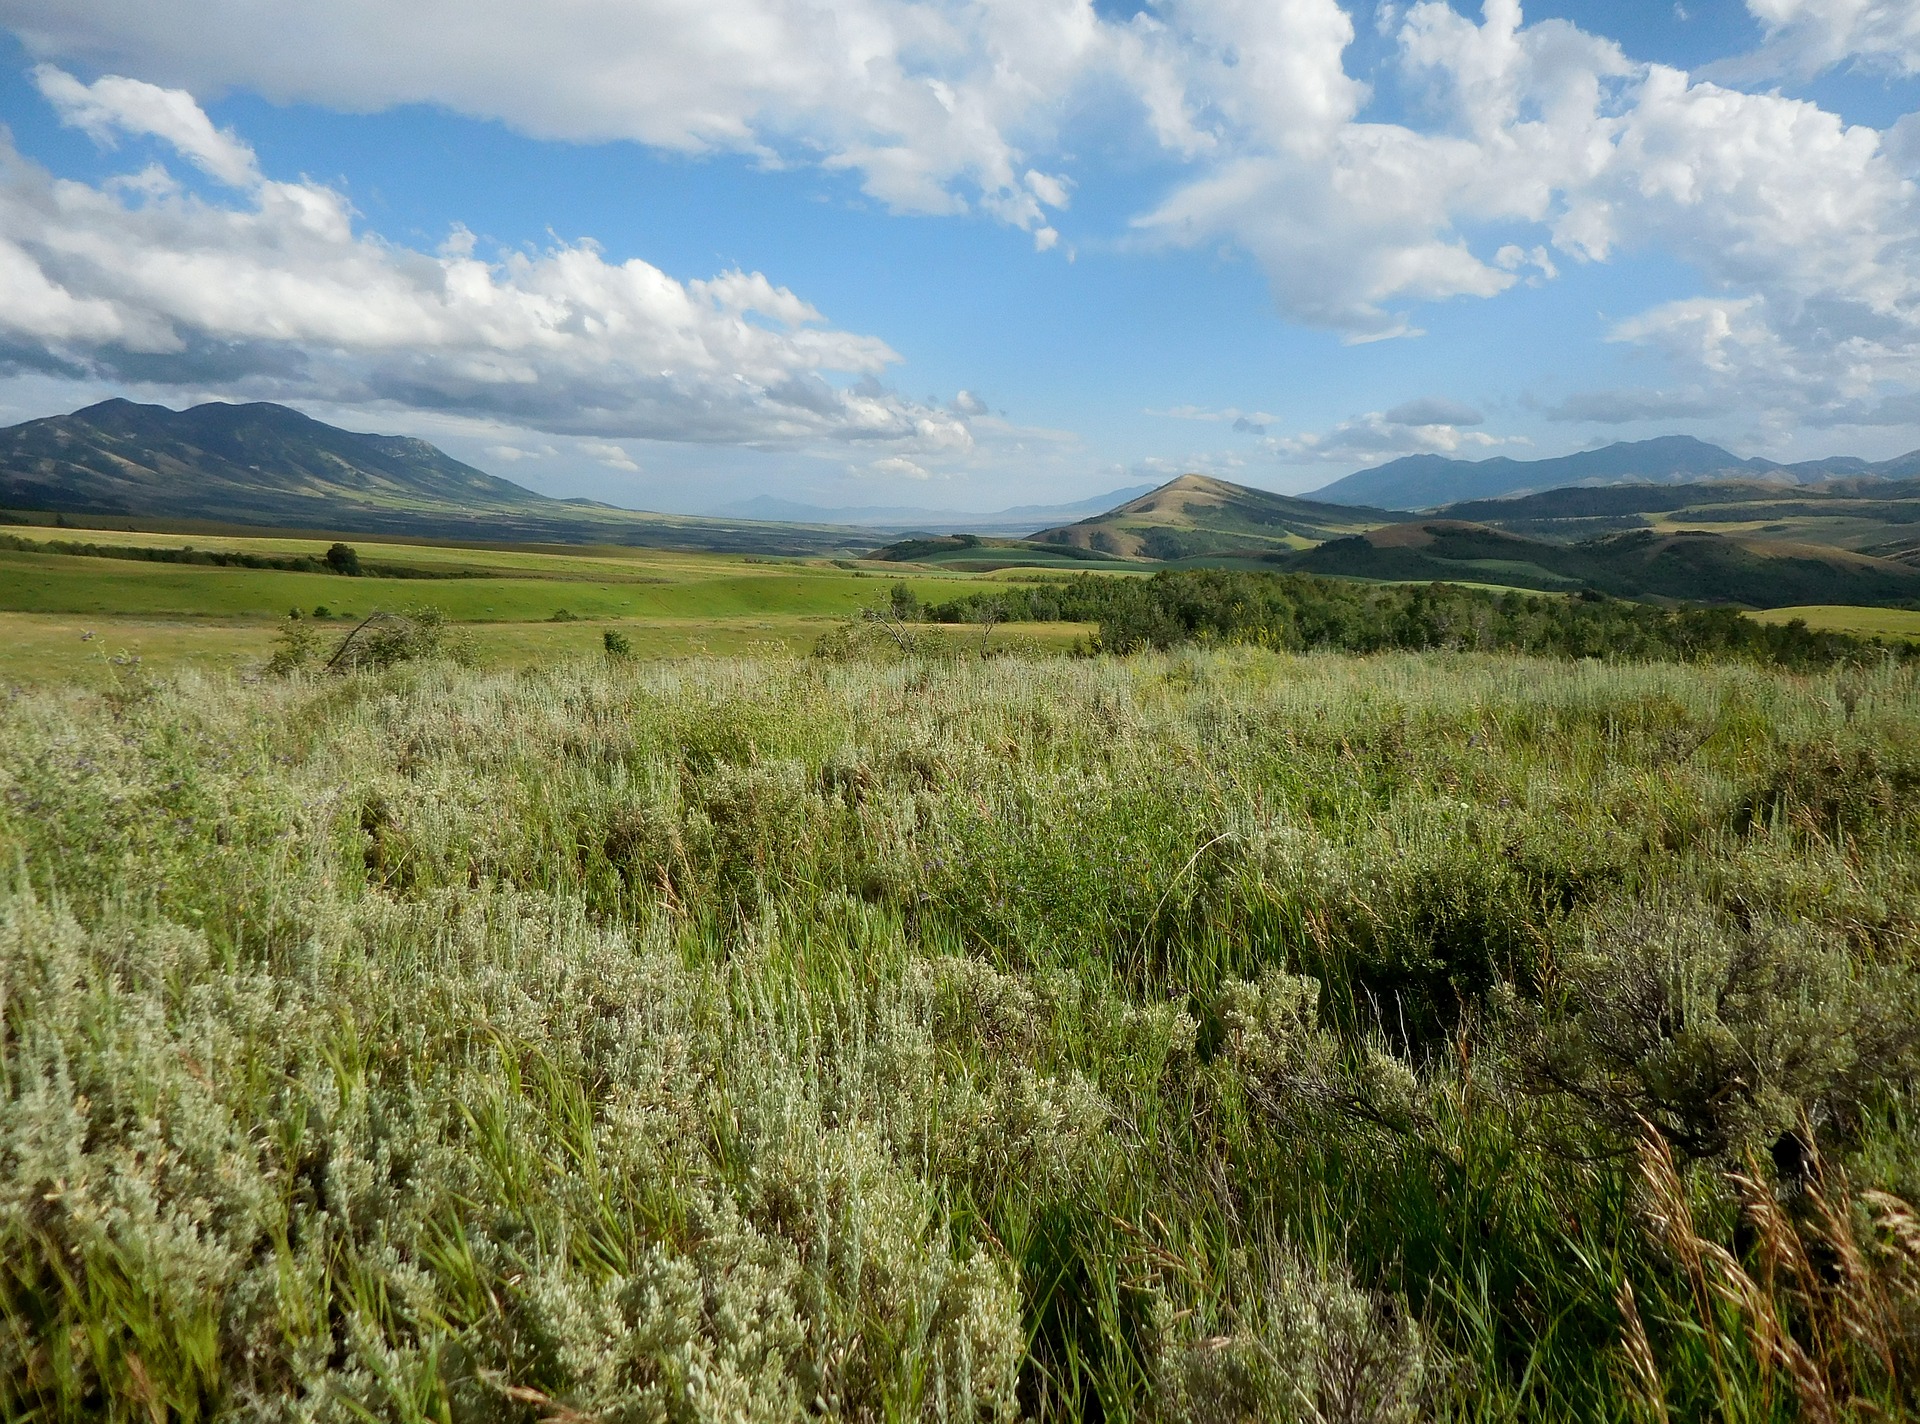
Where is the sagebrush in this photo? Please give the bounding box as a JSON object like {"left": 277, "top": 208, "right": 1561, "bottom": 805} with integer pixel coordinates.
{"left": 2, "top": 648, "right": 1917, "bottom": 1421}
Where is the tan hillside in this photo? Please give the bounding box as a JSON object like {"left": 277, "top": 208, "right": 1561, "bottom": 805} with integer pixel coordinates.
{"left": 1029, "top": 473, "right": 1394, "bottom": 560}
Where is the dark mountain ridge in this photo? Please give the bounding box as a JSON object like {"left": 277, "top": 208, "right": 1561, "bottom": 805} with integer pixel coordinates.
{"left": 1288, "top": 519, "right": 1920, "bottom": 608}
{"left": 1312, "top": 435, "right": 1920, "bottom": 510}
{"left": 0, "top": 399, "right": 870, "bottom": 554}
{"left": 1, "top": 399, "right": 547, "bottom": 519}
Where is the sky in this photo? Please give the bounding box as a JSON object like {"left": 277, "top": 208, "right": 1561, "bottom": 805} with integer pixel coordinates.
{"left": 0, "top": 0, "right": 1917, "bottom": 513}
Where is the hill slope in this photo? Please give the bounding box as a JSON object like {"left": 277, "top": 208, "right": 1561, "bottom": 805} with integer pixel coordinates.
{"left": 1289, "top": 520, "right": 1920, "bottom": 608}
{"left": 1028, "top": 473, "right": 1396, "bottom": 558}
{"left": 1311, "top": 436, "right": 1920, "bottom": 510}
{"left": 0, "top": 399, "right": 550, "bottom": 519}
{"left": 1430, "top": 477, "right": 1920, "bottom": 560}
{"left": 0, "top": 400, "right": 868, "bottom": 555}
{"left": 997, "top": 472, "right": 1920, "bottom": 606}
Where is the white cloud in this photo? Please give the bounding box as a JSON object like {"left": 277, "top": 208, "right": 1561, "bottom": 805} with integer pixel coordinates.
{"left": 7, "top": 1, "right": 1920, "bottom": 443}
{"left": 0, "top": 91, "right": 977, "bottom": 455}
{"left": 1263, "top": 409, "right": 1525, "bottom": 463}
{"left": 1722, "top": 0, "right": 1920, "bottom": 78}
{"left": 1126, "top": 1, "right": 1637, "bottom": 336}
{"left": 3, "top": 0, "right": 1092, "bottom": 244}
{"left": 1135, "top": 1, "right": 1920, "bottom": 422}
{"left": 32, "top": 65, "right": 261, "bottom": 187}
{"left": 578, "top": 439, "right": 640, "bottom": 470}
{"left": 864, "top": 454, "right": 932, "bottom": 479}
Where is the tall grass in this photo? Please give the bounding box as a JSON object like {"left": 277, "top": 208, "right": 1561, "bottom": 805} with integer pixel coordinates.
{"left": 2, "top": 648, "right": 1916, "bottom": 1421}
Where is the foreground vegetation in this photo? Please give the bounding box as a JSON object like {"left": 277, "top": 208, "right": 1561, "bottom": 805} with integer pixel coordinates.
{"left": 3, "top": 644, "right": 1918, "bottom": 1421}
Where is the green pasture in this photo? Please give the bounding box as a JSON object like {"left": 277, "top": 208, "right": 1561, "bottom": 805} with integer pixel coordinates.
{"left": 3, "top": 525, "right": 1914, "bottom": 688}
{"left": 0, "top": 529, "right": 1071, "bottom": 681}
{"left": 1750, "top": 603, "right": 1920, "bottom": 637}
{"left": 0, "top": 542, "right": 990, "bottom": 622}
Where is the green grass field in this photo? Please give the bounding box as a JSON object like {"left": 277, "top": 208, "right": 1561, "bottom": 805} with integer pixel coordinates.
{"left": 6, "top": 524, "right": 1917, "bottom": 688}
{"left": 0, "top": 530, "right": 1075, "bottom": 681}
{"left": 4, "top": 647, "right": 1917, "bottom": 1421}
{"left": 1751, "top": 603, "right": 1920, "bottom": 638}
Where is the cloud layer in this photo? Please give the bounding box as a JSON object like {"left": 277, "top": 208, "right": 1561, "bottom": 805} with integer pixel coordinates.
{"left": 0, "top": 74, "right": 975, "bottom": 454}
{"left": 1730, "top": 0, "right": 1920, "bottom": 79}
{"left": 3, "top": 0, "right": 1920, "bottom": 460}
{"left": 3, "top": 0, "right": 1095, "bottom": 247}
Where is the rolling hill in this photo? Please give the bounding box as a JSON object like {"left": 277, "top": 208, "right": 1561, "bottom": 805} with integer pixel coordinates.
{"left": 0, "top": 399, "right": 871, "bottom": 555}
{"left": 1025, "top": 473, "right": 1397, "bottom": 559}
{"left": 1289, "top": 521, "right": 1920, "bottom": 608}
{"left": 1310, "top": 435, "right": 1920, "bottom": 510}
{"left": 1430, "top": 477, "right": 1920, "bottom": 561}
{"left": 868, "top": 470, "right": 1920, "bottom": 608}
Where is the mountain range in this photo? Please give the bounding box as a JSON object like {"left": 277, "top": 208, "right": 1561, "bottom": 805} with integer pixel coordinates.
{"left": 877, "top": 466, "right": 1920, "bottom": 607}
{"left": 5, "top": 399, "right": 1920, "bottom": 608}
{"left": 0, "top": 399, "right": 871, "bottom": 555}
{"left": 1309, "top": 435, "right": 1920, "bottom": 510}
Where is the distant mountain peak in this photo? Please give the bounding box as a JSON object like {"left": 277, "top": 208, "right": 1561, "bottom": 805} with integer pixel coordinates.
{"left": 1305, "top": 436, "right": 1846, "bottom": 510}
{"left": 1030, "top": 470, "right": 1392, "bottom": 559}
{"left": 0, "top": 398, "right": 554, "bottom": 528}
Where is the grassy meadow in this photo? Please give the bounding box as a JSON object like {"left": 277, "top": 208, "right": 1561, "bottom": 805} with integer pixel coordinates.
{"left": 0, "top": 530, "right": 1093, "bottom": 681}
{"left": 3, "top": 638, "right": 1919, "bottom": 1422}
{"left": 1752, "top": 605, "right": 1920, "bottom": 640}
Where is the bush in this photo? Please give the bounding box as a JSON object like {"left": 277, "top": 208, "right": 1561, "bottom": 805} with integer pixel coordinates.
{"left": 264, "top": 614, "right": 319, "bottom": 675}
{"left": 324, "top": 606, "right": 463, "bottom": 672}
{"left": 1154, "top": 1246, "right": 1433, "bottom": 1424}
{"left": 1516, "top": 897, "right": 1920, "bottom": 1160}
{"left": 3, "top": 650, "right": 1918, "bottom": 1421}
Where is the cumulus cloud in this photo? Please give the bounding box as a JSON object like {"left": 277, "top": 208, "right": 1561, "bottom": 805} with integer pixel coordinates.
{"left": 864, "top": 454, "right": 932, "bottom": 479}
{"left": 1263, "top": 409, "right": 1524, "bottom": 462}
{"left": 578, "top": 439, "right": 640, "bottom": 470}
{"left": 33, "top": 65, "right": 261, "bottom": 187}
{"left": 1718, "top": 0, "right": 1920, "bottom": 79}
{"left": 0, "top": 83, "right": 977, "bottom": 455}
{"left": 8, "top": 1, "right": 1920, "bottom": 442}
{"left": 3, "top": 0, "right": 1087, "bottom": 243}
{"left": 1132, "top": 0, "right": 1920, "bottom": 427}
{"left": 1129, "top": 0, "right": 1635, "bottom": 336}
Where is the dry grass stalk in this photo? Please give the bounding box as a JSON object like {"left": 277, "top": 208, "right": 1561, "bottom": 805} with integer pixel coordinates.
{"left": 1634, "top": 1121, "right": 1729, "bottom": 1391}
{"left": 1614, "top": 1277, "right": 1669, "bottom": 1424}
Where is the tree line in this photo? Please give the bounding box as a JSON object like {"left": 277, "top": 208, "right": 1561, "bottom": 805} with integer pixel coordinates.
{"left": 917, "top": 568, "right": 1915, "bottom": 668}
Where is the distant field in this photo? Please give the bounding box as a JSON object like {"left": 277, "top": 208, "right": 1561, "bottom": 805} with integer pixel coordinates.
{"left": 1749, "top": 604, "right": 1920, "bottom": 638}
{"left": 0, "top": 531, "right": 997, "bottom": 619}
{"left": 0, "top": 528, "right": 1089, "bottom": 680}
{"left": 4, "top": 524, "right": 1913, "bottom": 683}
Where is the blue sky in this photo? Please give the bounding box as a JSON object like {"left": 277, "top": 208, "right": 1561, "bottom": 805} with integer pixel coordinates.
{"left": 0, "top": 0, "right": 1916, "bottom": 512}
